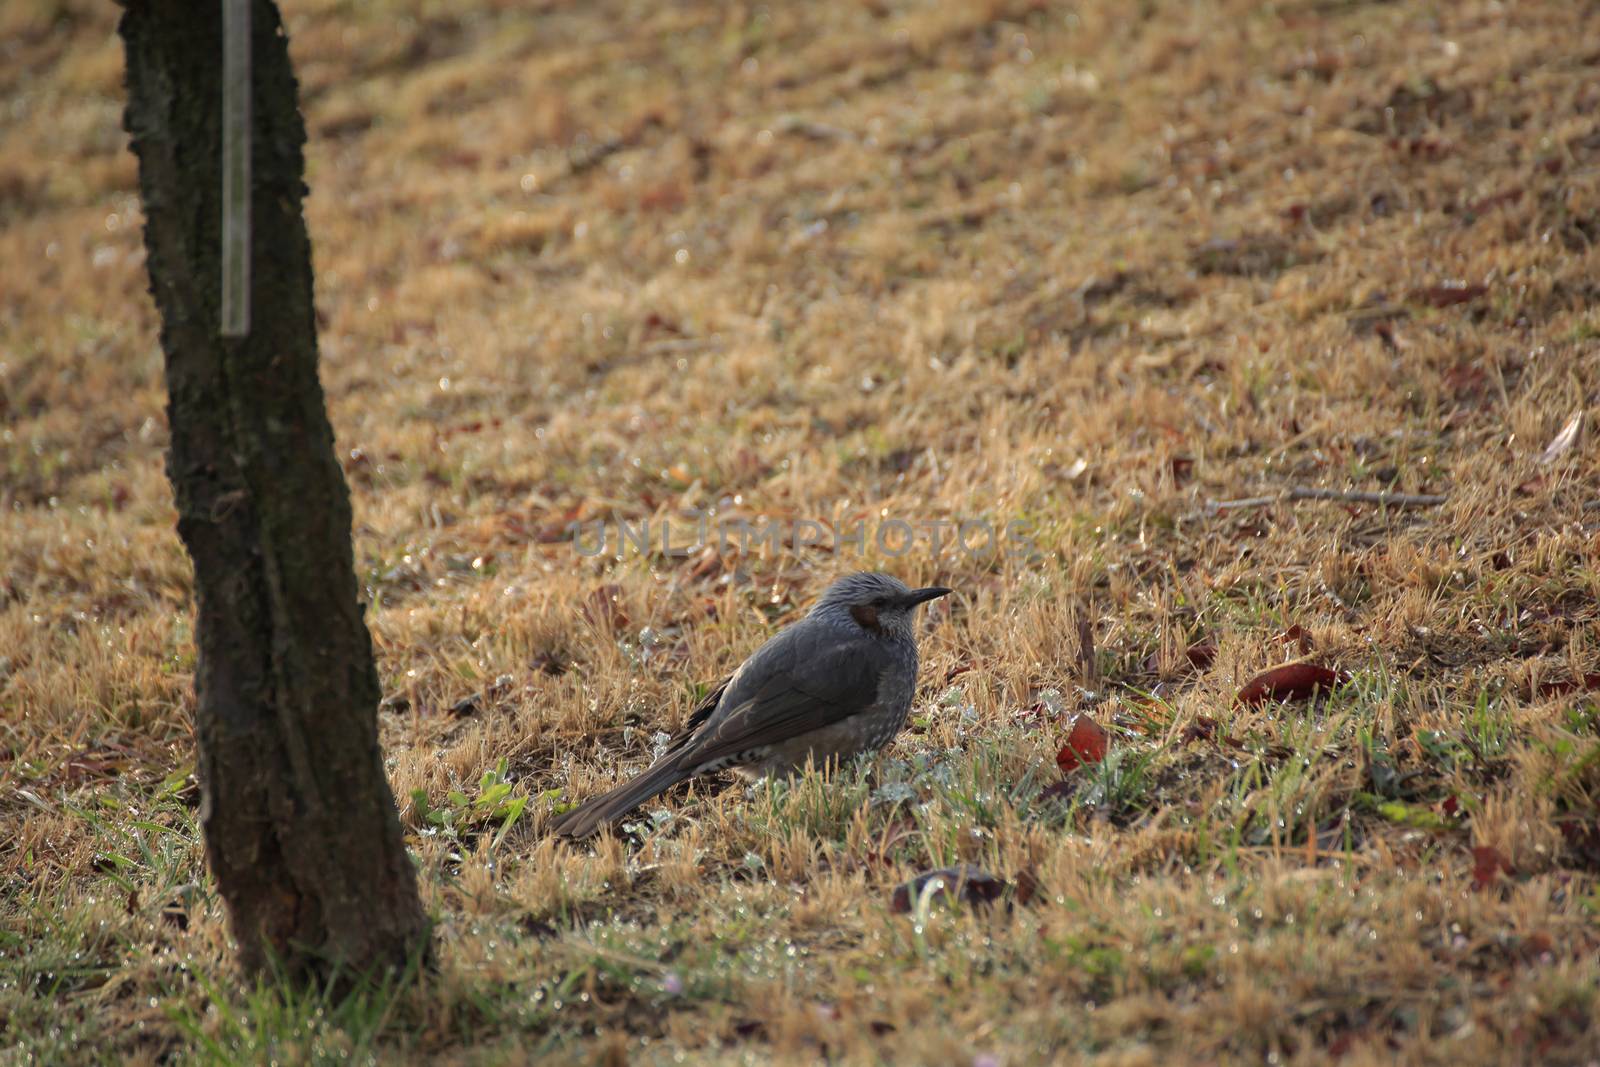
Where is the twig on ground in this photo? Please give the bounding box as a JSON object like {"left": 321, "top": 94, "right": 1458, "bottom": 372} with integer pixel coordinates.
{"left": 1207, "top": 486, "right": 1448, "bottom": 513}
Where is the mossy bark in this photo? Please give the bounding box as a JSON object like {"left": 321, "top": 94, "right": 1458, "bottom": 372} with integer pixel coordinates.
{"left": 119, "top": 0, "right": 430, "bottom": 979}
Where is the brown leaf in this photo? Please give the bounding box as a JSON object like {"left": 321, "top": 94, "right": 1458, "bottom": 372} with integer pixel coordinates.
{"left": 1036, "top": 780, "right": 1077, "bottom": 804}
{"left": 1076, "top": 611, "right": 1097, "bottom": 685}
{"left": 1442, "top": 361, "right": 1489, "bottom": 399}
{"left": 448, "top": 674, "right": 515, "bottom": 718}
{"left": 866, "top": 819, "right": 919, "bottom": 868}
{"left": 1413, "top": 283, "right": 1487, "bottom": 308}
{"left": 943, "top": 661, "right": 975, "bottom": 685}
{"left": 530, "top": 650, "right": 567, "bottom": 676}
{"left": 1534, "top": 673, "right": 1600, "bottom": 700}
{"left": 61, "top": 750, "right": 129, "bottom": 787}
{"left": 1467, "top": 186, "right": 1523, "bottom": 215}
{"left": 686, "top": 545, "right": 724, "bottom": 582}
{"left": 583, "top": 584, "right": 630, "bottom": 630}
{"left": 1185, "top": 640, "right": 1218, "bottom": 670}
{"left": 1011, "top": 702, "right": 1048, "bottom": 728}
{"left": 1273, "top": 625, "right": 1314, "bottom": 654}
{"left": 1556, "top": 819, "right": 1600, "bottom": 872}
{"left": 1056, "top": 715, "right": 1109, "bottom": 773}
{"left": 1181, "top": 715, "right": 1220, "bottom": 744}
{"left": 1235, "top": 662, "right": 1347, "bottom": 706}
{"left": 891, "top": 865, "right": 1010, "bottom": 913}
{"left": 1472, "top": 845, "right": 1510, "bottom": 890}
{"left": 1538, "top": 409, "right": 1584, "bottom": 465}
{"left": 1013, "top": 868, "right": 1040, "bottom": 906}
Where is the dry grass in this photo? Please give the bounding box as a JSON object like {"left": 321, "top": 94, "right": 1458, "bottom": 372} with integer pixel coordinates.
{"left": 4, "top": 0, "right": 1600, "bottom": 1062}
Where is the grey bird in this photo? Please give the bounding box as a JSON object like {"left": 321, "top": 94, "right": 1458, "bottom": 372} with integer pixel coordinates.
{"left": 550, "top": 572, "right": 951, "bottom": 838}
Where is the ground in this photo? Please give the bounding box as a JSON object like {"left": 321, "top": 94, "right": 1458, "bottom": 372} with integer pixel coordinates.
{"left": 2, "top": 0, "right": 1599, "bottom": 1063}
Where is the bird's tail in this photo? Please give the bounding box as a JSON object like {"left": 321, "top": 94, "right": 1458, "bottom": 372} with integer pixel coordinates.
{"left": 549, "top": 754, "right": 691, "bottom": 839}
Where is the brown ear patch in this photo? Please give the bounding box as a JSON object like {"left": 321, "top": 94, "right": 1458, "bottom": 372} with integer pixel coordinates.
{"left": 850, "top": 603, "right": 881, "bottom": 631}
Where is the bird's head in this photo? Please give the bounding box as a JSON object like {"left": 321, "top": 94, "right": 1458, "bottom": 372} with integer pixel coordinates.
{"left": 814, "top": 571, "right": 952, "bottom": 639}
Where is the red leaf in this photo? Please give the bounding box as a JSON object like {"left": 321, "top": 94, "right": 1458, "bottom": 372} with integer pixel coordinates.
{"left": 1413, "top": 283, "right": 1487, "bottom": 308}
{"left": 1056, "top": 715, "right": 1109, "bottom": 773}
{"left": 1235, "top": 663, "right": 1347, "bottom": 706}
{"left": 1185, "top": 640, "right": 1218, "bottom": 669}
{"left": 1535, "top": 673, "right": 1600, "bottom": 699}
{"left": 944, "top": 661, "right": 975, "bottom": 685}
{"left": 1273, "top": 625, "right": 1314, "bottom": 653}
{"left": 1472, "top": 846, "right": 1510, "bottom": 890}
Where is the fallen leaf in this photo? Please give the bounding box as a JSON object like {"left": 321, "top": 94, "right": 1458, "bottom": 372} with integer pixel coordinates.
{"left": 1235, "top": 663, "right": 1347, "bottom": 706}
{"left": 583, "top": 584, "right": 630, "bottom": 630}
{"left": 1538, "top": 409, "right": 1583, "bottom": 465}
{"left": 1374, "top": 319, "right": 1402, "bottom": 353}
{"left": 1076, "top": 611, "right": 1097, "bottom": 685}
{"left": 866, "top": 819, "right": 919, "bottom": 868}
{"left": 1036, "top": 780, "right": 1077, "bottom": 804}
{"left": 60, "top": 749, "right": 130, "bottom": 787}
{"left": 1013, "top": 868, "right": 1040, "bottom": 906}
{"left": 1472, "top": 845, "right": 1510, "bottom": 890}
{"left": 686, "top": 545, "right": 724, "bottom": 582}
{"left": 1555, "top": 818, "right": 1600, "bottom": 872}
{"left": 1534, "top": 673, "right": 1600, "bottom": 699}
{"left": 530, "top": 650, "right": 566, "bottom": 676}
{"left": 1467, "top": 186, "right": 1523, "bottom": 215}
{"left": 1442, "top": 361, "right": 1489, "bottom": 398}
{"left": 1180, "top": 715, "right": 1220, "bottom": 744}
{"left": 447, "top": 674, "right": 515, "bottom": 718}
{"left": 891, "top": 865, "right": 1010, "bottom": 913}
{"left": 1056, "top": 715, "right": 1109, "bottom": 772}
{"left": 1143, "top": 637, "right": 1214, "bottom": 674}
{"left": 1273, "top": 625, "right": 1314, "bottom": 653}
{"left": 1327, "top": 1032, "right": 1358, "bottom": 1058}
{"left": 1413, "top": 283, "right": 1487, "bottom": 308}
{"left": 944, "top": 661, "right": 975, "bottom": 685}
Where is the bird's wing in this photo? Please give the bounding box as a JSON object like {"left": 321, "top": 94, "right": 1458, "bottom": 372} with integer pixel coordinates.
{"left": 661, "top": 676, "right": 731, "bottom": 758}
{"left": 679, "top": 630, "right": 885, "bottom": 770}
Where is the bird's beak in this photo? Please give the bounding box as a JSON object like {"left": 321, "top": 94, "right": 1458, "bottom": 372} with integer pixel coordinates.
{"left": 902, "top": 586, "right": 952, "bottom": 607}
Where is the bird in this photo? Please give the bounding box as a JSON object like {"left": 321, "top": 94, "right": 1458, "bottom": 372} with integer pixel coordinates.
{"left": 550, "top": 571, "right": 952, "bottom": 838}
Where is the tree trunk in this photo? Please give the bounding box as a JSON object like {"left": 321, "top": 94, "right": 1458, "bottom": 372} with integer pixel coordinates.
{"left": 119, "top": 0, "right": 430, "bottom": 979}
